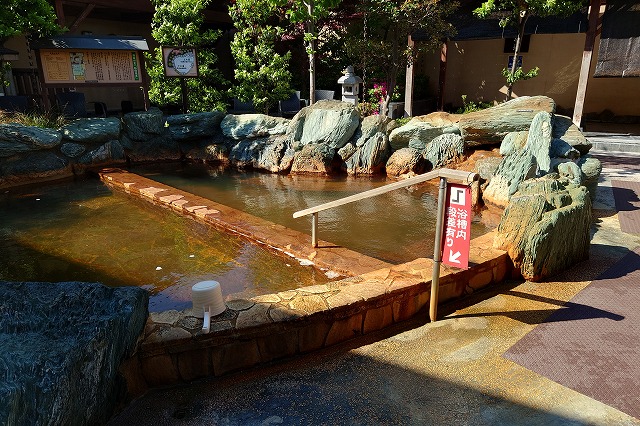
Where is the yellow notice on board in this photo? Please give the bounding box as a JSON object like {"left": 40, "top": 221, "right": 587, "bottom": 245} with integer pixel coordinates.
{"left": 42, "top": 51, "right": 71, "bottom": 81}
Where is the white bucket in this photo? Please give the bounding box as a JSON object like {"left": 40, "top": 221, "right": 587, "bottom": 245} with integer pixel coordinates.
{"left": 191, "top": 280, "right": 226, "bottom": 319}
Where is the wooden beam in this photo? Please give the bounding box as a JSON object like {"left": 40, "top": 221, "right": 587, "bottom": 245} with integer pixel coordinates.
{"left": 55, "top": 0, "right": 66, "bottom": 27}
{"left": 437, "top": 40, "right": 448, "bottom": 111}
{"left": 403, "top": 35, "right": 415, "bottom": 117}
{"left": 68, "top": 4, "right": 95, "bottom": 33}
{"left": 573, "top": 0, "right": 603, "bottom": 128}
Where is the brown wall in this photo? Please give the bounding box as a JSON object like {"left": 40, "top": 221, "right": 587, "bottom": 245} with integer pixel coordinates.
{"left": 416, "top": 33, "right": 640, "bottom": 118}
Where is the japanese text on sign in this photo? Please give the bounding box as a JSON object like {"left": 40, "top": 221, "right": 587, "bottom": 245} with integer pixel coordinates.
{"left": 442, "top": 184, "right": 472, "bottom": 269}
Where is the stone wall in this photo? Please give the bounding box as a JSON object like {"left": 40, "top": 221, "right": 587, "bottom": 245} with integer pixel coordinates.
{"left": 138, "top": 233, "right": 510, "bottom": 387}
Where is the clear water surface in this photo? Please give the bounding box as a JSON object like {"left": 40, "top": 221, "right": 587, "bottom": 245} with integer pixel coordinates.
{"left": 0, "top": 178, "right": 328, "bottom": 312}
{"left": 136, "top": 164, "right": 490, "bottom": 264}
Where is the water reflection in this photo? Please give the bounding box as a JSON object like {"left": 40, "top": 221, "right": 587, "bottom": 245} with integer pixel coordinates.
{"left": 0, "top": 178, "right": 328, "bottom": 312}
{"left": 137, "top": 164, "right": 489, "bottom": 264}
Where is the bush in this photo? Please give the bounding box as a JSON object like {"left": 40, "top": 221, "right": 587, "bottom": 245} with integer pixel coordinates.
{"left": 0, "top": 110, "right": 68, "bottom": 128}
{"left": 455, "top": 95, "right": 493, "bottom": 114}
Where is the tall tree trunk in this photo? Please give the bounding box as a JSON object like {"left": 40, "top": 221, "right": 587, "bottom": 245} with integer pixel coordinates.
{"left": 306, "top": 0, "right": 316, "bottom": 105}
{"left": 506, "top": 8, "right": 529, "bottom": 101}
{"left": 381, "top": 27, "right": 400, "bottom": 117}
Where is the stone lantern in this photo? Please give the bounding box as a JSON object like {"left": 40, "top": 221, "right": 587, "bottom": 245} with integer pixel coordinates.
{"left": 337, "top": 65, "right": 363, "bottom": 105}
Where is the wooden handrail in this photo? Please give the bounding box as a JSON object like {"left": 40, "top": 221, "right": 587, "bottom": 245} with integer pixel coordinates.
{"left": 293, "top": 168, "right": 477, "bottom": 219}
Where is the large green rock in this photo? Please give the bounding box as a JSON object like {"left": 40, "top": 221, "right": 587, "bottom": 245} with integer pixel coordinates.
{"left": 61, "top": 117, "right": 121, "bottom": 145}
{"left": 0, "top": 281, "right": 148, "bottom": 425}
{"left": 482, "top": 147, "right": 537, "bottom": 207}
{"left": 493, "top": 178, "right": 591, "bottom": 281}
{"left": 228, "top": 135, "right": 292, "bottom": 173}
{"left": 0, "top": 123, "right": 62, "bottom": 151}
{"left": 0, "top": 151, "right": 71, "bottom": 184}
{"left": 291, "top": 143, "right": 338, "bottom": 175}
{"left": 287, "top": 100, "right": 359, "bottom": 149}
{"left": 122, "top": 107, "right": 165, "bottom": 141}
{"left": 459, "top": 96, "right": 556, "bottom": 146}
{"left": 344, "top": 132, "right": 391, "bottom": 175}
{"left": 552, "top": 115, "right": 592, "bottom": 155}
{"left": 385, "top": 147, "right": 426, "bottom": 177}
{"left": 423, "top": 133, "right": 465, "bottom": 169}
{"left": 167, "top": 111, "right": 226, "bottom": 141}
{"left": 389, "top": 119, "right": 452, "bottom": 150}
{"left": 221, "top": 114, "right": 289, "bottom": 140}
{"left": 526, "top": 111, "right": 553, "bottom": 173}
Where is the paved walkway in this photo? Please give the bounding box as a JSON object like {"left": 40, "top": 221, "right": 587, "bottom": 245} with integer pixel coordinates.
{"left": 109, "top": 151, "right": 640, "bottom": 426}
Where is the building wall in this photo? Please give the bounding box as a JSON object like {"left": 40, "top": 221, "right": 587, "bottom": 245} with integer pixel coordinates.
{"left": 416, "top": 33, "right": 640, "bottom": 118}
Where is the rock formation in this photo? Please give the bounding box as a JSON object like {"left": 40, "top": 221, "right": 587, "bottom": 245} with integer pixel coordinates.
{"left": 0, "top": 281, "right": 148, "bottom": 425}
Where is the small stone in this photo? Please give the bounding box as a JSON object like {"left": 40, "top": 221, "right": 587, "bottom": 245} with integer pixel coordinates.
{"left": 150, "top": 310, "right": 182, "bottom": 325}
{"left": 225, "top": 299, "right": 255, "bottom": 311}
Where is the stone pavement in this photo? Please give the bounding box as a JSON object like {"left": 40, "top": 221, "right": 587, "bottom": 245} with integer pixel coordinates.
{"left": 109, "top": 151, "right": 640, "bottom": 426}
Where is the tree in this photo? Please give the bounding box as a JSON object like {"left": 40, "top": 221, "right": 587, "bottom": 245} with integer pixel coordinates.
{"left": 229, "top": 0, "right": 293, "bottom": 114}
{"left": 474, "top": 0, "right": 587, "bottom": 101}
{"left": 1, "top": 0, "right": 60, "bottom": 39}
{"left": 2, "top": 0, "right": 60, "bottom": 90}
{"left": 270, "top": 0, "right": 342, "bottom": 104}
{"left": 146, "top": 0, "right": 228, "bottom": 112}
{"left": 347, "top": 0, "right": 457, "bottom": 117}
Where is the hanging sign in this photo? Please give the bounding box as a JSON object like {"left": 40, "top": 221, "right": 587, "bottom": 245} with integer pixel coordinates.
{"left": 162, "top": 46, "right": 199, "bottom": 77}
{"left": 442, "top": 183, "right": 472, "bottom": 269}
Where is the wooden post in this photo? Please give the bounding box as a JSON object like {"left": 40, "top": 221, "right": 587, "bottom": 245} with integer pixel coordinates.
{"left": 311, "top": 213, "right": 318, "bottom": 248}
{"left": 180, "top": 77, "right": 189, "bottom": 113}
{"left": 404, "top": 35, "right": 415, "bottom": 118}
{"left": 573, "top": 0, "right": 602, "bottom": 128}
{"left": 54, "top": 0, "right": 65, "bottom": 27}
{"left": 437, "top": 40, "right": 448, "bottom": 111}
{"left": 430, "top": 177, "right": 447, "bottom": 322}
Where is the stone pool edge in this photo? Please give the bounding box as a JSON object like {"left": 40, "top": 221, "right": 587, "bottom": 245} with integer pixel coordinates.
{"left": 98, "top": 169, "right": 512, "bottom": 391}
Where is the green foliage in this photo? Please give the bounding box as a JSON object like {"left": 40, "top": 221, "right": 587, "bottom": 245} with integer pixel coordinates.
{"left": 1, "top": 0, "right": 60, "bottom": 39}
{"left": 229, "top": 0, "right": 293, "bottom": 114}
{"left": 0, "top": 110, "right": 68, "bottom": 128}
{"left": 473, "top": 0, "right": 587, "bottom": 27}
{"left": 455, "top": 95, "right": 493, "bottom": 114}
{"left": 345, "top": 0, "right": 457, "bottom": 116}
{"left": 268, "top": 0, "right": 343, "bottom": 101}
{"left": 502, "top": 66, "right": 539, "bottom": 85}
{"left": 145, "top": 0, "right": 228, "bottom": 112}
{"left": 394, "top": 117, "right": 410, "bottom": 126}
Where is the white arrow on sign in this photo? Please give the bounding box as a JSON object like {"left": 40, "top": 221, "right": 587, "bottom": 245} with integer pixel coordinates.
{"left": 448, "top": 250, "right": 461, "bottom": 264}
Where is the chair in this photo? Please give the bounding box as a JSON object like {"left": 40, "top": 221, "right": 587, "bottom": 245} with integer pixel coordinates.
{"left": 92, "top": 101, "right": 108, "bottom": 117}
{"left": 121, "top": 100, "right": 134, "bottom": 114}
{"left": 230, "top": 98, "right": 256, "bottom": 114}
{"left": 278, "top": 91, "right": 304, "bottom": 117}
{"left": 315, "top": 89, "right": 335, "bottom": 101}
{"left": 55, "top": 92, "right": 87, "bottom": 118}
{"left": 0, "top": 96, "right": 29, "bottom": 113}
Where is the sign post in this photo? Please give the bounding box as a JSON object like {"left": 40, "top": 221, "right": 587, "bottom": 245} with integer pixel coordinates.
{"left": 442, "top": 183, "right": 472, "bottom": 269}
{"left": 430, "top": 181, "right": 472, "bottom": 322}
{"left": 162, "top": 46, "right": 198, "bottom": 113}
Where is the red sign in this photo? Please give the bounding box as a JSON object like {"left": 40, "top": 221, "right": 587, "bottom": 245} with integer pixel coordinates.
{"left": 442, "top": 183, "right": 472, "bottom": 269}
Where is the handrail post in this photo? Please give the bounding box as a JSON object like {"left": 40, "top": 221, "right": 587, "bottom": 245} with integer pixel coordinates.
{"left": 312, "top": 212, "right": 318, "bottom": 248}
{"left": 430, "top": 177, "right": 447, "bottom": 322}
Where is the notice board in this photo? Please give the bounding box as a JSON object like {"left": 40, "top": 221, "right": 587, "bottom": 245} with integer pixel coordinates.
{"left": 40, "top": 49, "right": 141, "bottom": 84}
